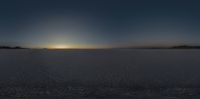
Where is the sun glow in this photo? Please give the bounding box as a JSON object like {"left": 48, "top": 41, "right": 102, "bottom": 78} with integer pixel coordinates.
{"left": 44, "top": 42, "right": 111, "bottom": 49}
{"left": 49, "top": 45, "right": 71, "bottom": 49}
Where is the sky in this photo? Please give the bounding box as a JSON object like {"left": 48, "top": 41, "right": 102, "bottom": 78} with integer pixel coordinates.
{"left": 1, "top": 0, "right": 200, "bottom": 48}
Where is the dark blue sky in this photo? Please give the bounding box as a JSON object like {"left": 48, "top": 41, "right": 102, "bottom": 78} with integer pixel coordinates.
{"left": 1, "top": 0, "right": 200, "bottom": 48}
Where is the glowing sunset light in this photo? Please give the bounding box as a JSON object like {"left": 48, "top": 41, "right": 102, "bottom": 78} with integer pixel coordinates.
{"left": 49, "top": 45, "right": 71, "bottom": 49}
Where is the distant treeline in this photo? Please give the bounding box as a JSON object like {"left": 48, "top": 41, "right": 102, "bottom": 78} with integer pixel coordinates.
{"left": 0, "top": 46, "right": 27, "bottom": 49}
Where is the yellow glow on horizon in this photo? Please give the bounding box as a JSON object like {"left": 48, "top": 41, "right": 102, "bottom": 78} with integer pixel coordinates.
{"left": 49, "top": 45, "right": 71, "bottom": 49}
{"left": 42, "top": 44, "right": 112, "bottom": 49}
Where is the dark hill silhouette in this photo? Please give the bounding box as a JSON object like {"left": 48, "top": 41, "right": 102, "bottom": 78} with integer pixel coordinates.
{"left": 0, "top": 46, "right": 27, "bottom": 49}
{"left": 117, "top": 45, "right": 200, "bottom": 49}
{"left": 1, "top": 45, "right": 200, "bottom": 49}
{"left": 171, "top": 45, "right": 200, "bottom": 49}
{"left": 139, "top": 45, "right": 200, "bottom": 49}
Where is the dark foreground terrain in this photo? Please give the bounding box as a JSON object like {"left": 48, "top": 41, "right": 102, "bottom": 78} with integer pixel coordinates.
{"left": 1, "top": 49, "right": 200, "bottom": 98}
{"left": 3, "top": 96, "right": 200, "bottom": 99}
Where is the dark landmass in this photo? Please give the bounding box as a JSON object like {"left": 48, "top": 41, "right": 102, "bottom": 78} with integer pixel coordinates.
{"left": 0, "top": 46, "right": 27, "bottom": 49}
{"left": 117, "top": 45, "right": 200, "bottom": 49}
{"left": 0, "top": 83, "right": 200, "bottom": 98}
{"left": 171, "top": 45, "right": 200, "bottom": 49}
{"left": 0, "top": 47, "right": 200, "bottom": 98}
{"left": 1, "top": 45, "right": 200, "bottom": 50}
{"left": 0, "top": 84, "right": 200, "bottom": 99}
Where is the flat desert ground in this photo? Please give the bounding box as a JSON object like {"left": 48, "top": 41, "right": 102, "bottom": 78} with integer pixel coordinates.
{"left": 1, "top": 49, "right": 200, "bottom": 99}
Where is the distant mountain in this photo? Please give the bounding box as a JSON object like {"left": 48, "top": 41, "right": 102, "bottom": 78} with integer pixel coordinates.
{"left": 171, "top": 45, "right": 200, "bottom": 49}
{"left": 117, "top": 45, "right": 200, "bottom": 49}
{"left": 0, "top": 46, "right": 27, "bottom": 49}
{"left": 139, "top": 45, "right": 200, "bottom": 49}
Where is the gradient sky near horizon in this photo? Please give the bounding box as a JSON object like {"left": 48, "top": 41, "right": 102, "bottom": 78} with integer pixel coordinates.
{"left": 1, "top": 0, "right": 200, "bottom": 48}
